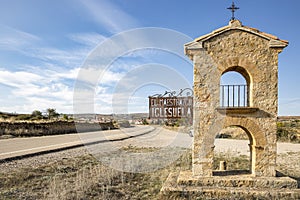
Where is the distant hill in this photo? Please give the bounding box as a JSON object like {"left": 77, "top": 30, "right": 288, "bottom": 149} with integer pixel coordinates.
{"left": 278, "top": 116, "right": 300, "bottom": 121}
{"left": 73, "top": 113, "right": 149, "bottom": 121}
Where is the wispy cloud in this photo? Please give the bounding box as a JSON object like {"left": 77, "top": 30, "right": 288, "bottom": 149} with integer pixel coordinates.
{"left": 20, "top": 47, "right": 88, "bottom": 68}
{"left": 0, "top": 70, "right": 43, "bottom": 88}
{"left": 0, "top": 0, "right": 146, "bottom": 114}
{"left": 0, "top": 25, "right": 90, "bottom": 70}
{"left": 0, "top": 65, "right": 126, "bottom": 113}
{"left": 0, "top": 25, "right": 40, "bottom": 51}
{"left": 0, "top": 69, "right": 71, "bottom": 96}
{"left": 77, "top": 66, "right": 124, "bottom": 85}
{"left": 80, "top": 0, "right": 139, "bottom": 33}
{"left": 69, "top": 32, "right": 107, "bottom": 47}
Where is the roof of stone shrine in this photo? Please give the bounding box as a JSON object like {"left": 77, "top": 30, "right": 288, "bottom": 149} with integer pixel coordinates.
{"left": 186, "top": 20, "right": 288, "bottom": 50}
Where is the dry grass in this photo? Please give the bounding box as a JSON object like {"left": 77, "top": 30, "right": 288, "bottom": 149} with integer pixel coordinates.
{"left": 0, "top": 147, "right": 191, "bottom": 200}
{"left": 0, "top": 147, "right": 298, "bottom": 199}
{"left": 213, "top": 151, "right": 250, "bottom": 171}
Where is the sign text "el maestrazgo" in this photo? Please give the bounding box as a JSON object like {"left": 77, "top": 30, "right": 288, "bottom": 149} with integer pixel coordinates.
{"left": 148, "top": 89, "right": 193, "bottom": 119}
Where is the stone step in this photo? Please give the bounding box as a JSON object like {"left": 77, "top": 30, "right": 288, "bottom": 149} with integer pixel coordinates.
{"left": 161, "top": 172, "right": 300, "bottom": 200}
{"left": 161, "top": 185, "right": 300, "bottom": 200}
{"left": 177, "top": 171, "right": 298, "bottom": 189}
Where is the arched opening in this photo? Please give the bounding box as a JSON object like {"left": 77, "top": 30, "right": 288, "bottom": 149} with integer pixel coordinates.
{"left": 213, "top": 126, "right": 253, "bottom": 175}
{"left": 220, "top": 68, "right": 250, "bottom": 107}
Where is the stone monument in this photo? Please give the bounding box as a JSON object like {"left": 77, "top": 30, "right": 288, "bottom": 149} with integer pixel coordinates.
{"left": 161, "top": 14, "right": 300, "bottom": 200}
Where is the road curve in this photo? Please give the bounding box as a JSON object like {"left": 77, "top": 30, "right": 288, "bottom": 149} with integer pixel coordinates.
{"left": 0, "top": 126, "right": 155, "bottom": 161}
{"left": 1, "top": 126, "right": 299, "bottom": 161}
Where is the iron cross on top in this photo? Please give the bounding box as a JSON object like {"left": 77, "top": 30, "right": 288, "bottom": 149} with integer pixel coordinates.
{"left": 227, "top": 1, "right": 239, "bottom": 20}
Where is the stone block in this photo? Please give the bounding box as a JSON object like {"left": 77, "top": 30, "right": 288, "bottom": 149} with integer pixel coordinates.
{"left": 160, "top": 171, "right": 300, "bottom": 200}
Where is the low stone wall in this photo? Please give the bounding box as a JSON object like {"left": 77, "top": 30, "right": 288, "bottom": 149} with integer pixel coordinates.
{"left": 0, "top": 121, "right": 116, "bottom": 137}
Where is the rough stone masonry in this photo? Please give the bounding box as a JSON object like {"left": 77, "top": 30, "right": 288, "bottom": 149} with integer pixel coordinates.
{"left": 161, "top": 19, "right": 300, "bottom": 200}
{"left": 185, "top": 19, "right": 288, "bottom": 177}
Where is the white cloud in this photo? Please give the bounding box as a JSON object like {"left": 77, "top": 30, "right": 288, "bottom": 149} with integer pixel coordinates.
{"left": 0, "top": 69, "right": 74, "bottom": 113}
{"left": 0, "top": 25, "right": 40, "bottom": 50}
{"left": 80, "top": 0, "right": 139, "bottom": 33}
{"left": 0, "top": 70, "right": 43, "bottom": 88}
{"left": 0, "top": 65, "right": 127, "bottom": 114}
{"left": 0, "top": 2, "right": 151, "bottom": 114}
{"left": 69, "top": 32, "right": 107, "bottom": 47}
{"left": 0, "top": 1, "right": 143, "bottom": 114}
{"left": 0, "top": 27, "right": 92, "bottom": 73}
{"left": 76, "top": 66, "right": 124, "bottom": 86}
{"left": 50, "top": 68, "right": 80, "bottom": 80}
{"left": 22, "top": 47, "right": 87, "bottom": 67}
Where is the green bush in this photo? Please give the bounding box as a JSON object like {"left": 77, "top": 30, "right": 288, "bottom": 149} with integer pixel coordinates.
{"left": 142, "top": 119, "right": 149, "bottom": 125}
{"left": 277, "top": 122, "right": 283, "bottom": 128}
{"left": 15, "top": 114, "right": 32, "bottom": 121}
{"left": 118, "top": 120, "right": 131, "bottom": 128}
{"left": 277, "top": 128, "right": 299, "bottom": 143}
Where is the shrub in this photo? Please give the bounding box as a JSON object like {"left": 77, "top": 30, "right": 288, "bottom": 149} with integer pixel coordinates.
{"left": 118, "top": 120, "right": 131, "bottom": 128}
{"left": 142, "top": 119, "right": 149, "bottom": 125}
{"left": 15, "top": 114, "right": 32, "bottom": 121}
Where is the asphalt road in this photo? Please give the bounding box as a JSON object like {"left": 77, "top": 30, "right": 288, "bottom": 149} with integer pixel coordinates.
{"left": 1, "top": 125, "right": 299, "bottom": 161}
{"left": 0, "top": 126, "right": 155, "bottom": 160}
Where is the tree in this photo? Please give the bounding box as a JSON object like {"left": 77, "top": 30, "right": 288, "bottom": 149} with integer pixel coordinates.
{"left": 31, "top": 110, "right": 43, "bottom": 120}
{"left": 46, "top": 108, "right": 59, "bottom": 119}
{"left": 62, "top": 114, "right": 69, "bottom": 120}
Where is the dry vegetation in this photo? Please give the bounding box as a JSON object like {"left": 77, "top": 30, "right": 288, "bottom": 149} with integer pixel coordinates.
{"left": 0, "top": 147, "right": 191, "bottom": 200}
{"left": 1, "top": 112, "right": 299, "bottom": 143}
{"left": 0, "top": 146, "right": 299, "bottom": 200}
{"left": 277, "top": 119, "right": 300, "bottom": 143}
{"left": 213, "top": 152, "right": 250, "bottom": 171}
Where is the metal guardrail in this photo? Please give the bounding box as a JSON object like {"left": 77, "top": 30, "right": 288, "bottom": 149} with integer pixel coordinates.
{"left": 220, "top": 85, "right": 248, "bottom": 107}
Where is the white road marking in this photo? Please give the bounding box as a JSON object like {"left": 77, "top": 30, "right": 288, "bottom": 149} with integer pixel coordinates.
{"left": 0, "top": 141, "right": 80, "bottom": 156}
{"left": 0, "top": 126, "right": 155, "bottom": 159}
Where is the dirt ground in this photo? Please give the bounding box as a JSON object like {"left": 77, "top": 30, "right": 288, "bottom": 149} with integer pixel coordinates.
{"left": 0, "top": 127, "right": 299, "bottom": 199}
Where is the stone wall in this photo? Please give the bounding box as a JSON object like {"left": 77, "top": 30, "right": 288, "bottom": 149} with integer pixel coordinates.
{"left": 0, "top": 121, "right": 116, "bottom": 137}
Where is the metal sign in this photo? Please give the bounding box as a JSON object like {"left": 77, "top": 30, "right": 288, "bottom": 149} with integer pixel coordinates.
{"left": 148, "top": 88, "right": 193, "bottom": 119}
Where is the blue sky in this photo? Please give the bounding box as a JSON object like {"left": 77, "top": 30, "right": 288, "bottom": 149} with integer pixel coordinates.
{"left": 0, "top": 0, "right": 299, "bottom": 115}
